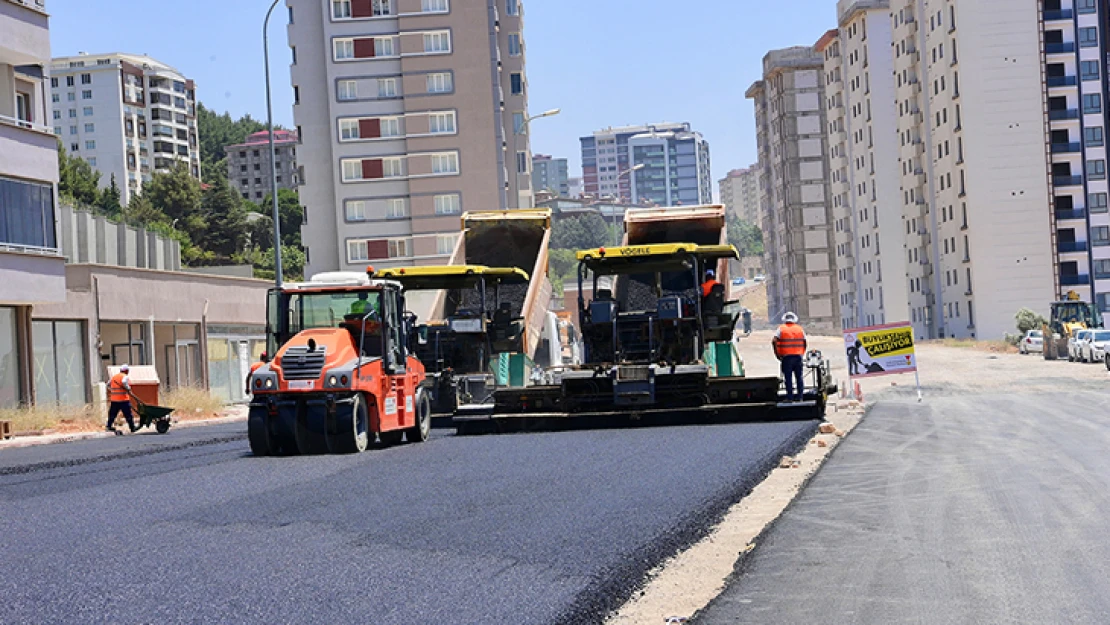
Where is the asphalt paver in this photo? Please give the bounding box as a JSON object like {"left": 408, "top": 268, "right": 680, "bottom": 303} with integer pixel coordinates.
{"left": 696, "top": 391, "right": 1110, "bottom": 624}
{"left": 0, "top": 418, "right": 815, "bottom": 624}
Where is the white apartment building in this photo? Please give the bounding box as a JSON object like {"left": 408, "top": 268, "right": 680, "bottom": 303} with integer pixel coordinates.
{"left": 747, "top": 47, "right": 840, "bottom": 330}
{"left": 290, "top": 0, "right": 534, "bottom": 275}
{"left": 51, "top": 53, "right": 200, "bottom": 206}
{"left": 581, "top": 122, "right": 713, "bottom": 205}
{"left": 819, "top": 1, "right": 910, "bottom": 331}
{"left": 887, "top": 0, "right": 1055, "bottom": 340}
{"left": 718, "top": 166, "right": 761, "bottom": 224}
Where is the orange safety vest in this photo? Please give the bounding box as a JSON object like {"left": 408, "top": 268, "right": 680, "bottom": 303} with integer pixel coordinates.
{"left": 701, "top": 279, "right": 722, "bottom": 298}
{"left": 108, "top": 373, "right": 130, "bottom": 402}
{"left": 773, "top": 323, "right": 807, "bottom": 357}
{"left": 249, "top": 361, "right": 265, "bottom": 376}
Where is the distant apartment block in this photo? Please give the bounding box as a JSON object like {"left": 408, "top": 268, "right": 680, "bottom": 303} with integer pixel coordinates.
{"left": 718, "top": 166, "right": 761, "bottom": 224}
{"left": 289, "top": 0, "right": 534, "bottom": 274}
{"left": 580, "top": 122, "right": 712, "bottom": 206}
{"left": 747, "top": 47, "right": 839, "bottom": 330}
{"left": 50, "top": 53, "right": 199, "bottom": 206}
{"left": 532, "top": 154, "right": 568, "bottom": 196}
{"left": 567, "top": 176, "right": 583, "bottom": 198}
{"left": 225, "top": 130, "right": 299, "bottom": 202}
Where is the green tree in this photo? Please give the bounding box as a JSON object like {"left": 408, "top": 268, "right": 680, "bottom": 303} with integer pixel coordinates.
{"left": 260, "top": 189, "right": 303, "bottom": 247}
{"left": 245, "top": 213, "right": 275, "bottom": 251}
{"left": 727, "top": 215, "right": 764, "bottom": 258}
{"left": 551, "top": 214, "right": 611, "bottom": 250}
{"left": 57, "top": 142, "right": 102, "bottom": 207}
{"left": 1015, "top": 308, "right": 1048, "bottom": 334}
{"left": 200, "top": 177, "right": 250, "bottom": 261}
{"left": 97, "top": 174, "right": 122, "bottom": 217}
{"left": 143, "top": 162, "right": 205, "bottom": 243}
{"left": 120, "top": 193, "right": 167, "bottom": 227}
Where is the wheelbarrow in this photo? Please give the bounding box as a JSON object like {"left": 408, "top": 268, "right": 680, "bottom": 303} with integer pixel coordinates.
{"left": 134, "top": 398, "right": 175, "bottom": 434}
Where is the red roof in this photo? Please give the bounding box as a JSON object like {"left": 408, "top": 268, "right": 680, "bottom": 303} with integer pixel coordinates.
{"left": 226, "top": 129, "right": 298, "bottom": 149}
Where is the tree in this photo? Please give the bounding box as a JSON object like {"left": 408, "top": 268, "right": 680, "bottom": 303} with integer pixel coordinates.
{"left": 143, "top": 162, "right": 205, "bottom": 243}
{"left": 245, "top": 213, "right": 275, "bottom": 251}
{"left": 57, "top": 142, "right": 102, "bottom": 207}
{"left": 727, "top": 215, "right": 764, "bottom": 258}
{"left": 1015, "top": 308, "right": 1048, "bottom": 334}
{"left": 120, "top": 193, "right": 166, "bottom": 226}
{"left": 97, "top": 174, "right": 122, "bottom": 217}
{"left": 200, "top": 177, "right": 250, "bottom": 261}
{"left": 551, "top": 214, "right": 611, "bottom": 250}
{"left": 260, "top": 189, "right": 303, "bottom": 247}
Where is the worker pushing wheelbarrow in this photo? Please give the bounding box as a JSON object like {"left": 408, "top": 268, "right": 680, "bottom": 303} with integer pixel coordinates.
{"left": 106, "top": 364, "right": 175, "bottom": 435}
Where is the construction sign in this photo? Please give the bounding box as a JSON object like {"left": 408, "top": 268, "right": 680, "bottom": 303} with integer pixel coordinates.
{"left": 843, "top": 323, "right": 917, "bottom": 379}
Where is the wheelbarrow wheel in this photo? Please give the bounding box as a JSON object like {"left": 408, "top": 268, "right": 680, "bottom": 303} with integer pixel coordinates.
{"left": 155, "top": 419, "right": 171, "bottom": 434}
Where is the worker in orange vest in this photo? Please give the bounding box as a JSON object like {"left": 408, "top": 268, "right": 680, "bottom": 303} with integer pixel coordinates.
{"left": 246, "top": 352, "right": 270, "bottom": 395}
{"left": 106, "top": 364, "right": 138, "bottom": 435}
{"left": 772, "top": 312, "right": 808, "bottom": 402}
{"left": 701, "top": 269, "right": 722, "bottom": 298}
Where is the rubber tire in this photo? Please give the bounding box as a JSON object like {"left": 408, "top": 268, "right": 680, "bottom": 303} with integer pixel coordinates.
{"left": 248, "top": 406, "right": 274, "bottom": 457}
{"left": 405, "top": 391, "right": 432, "bottom": 443}
{"left": 379, "top": 430, "right": 404, "bottom": 446}
{"left": 295, "top": 408, "right": 329, "bottom": 455}
{"left": 1105, "top": 355, "right": 1110, "bottom": 371}
{"left": 327, "top": 394, "right": 370, "bottom": 454}
{"left": 155, "top": 419, "right": 171, "bottom": 434}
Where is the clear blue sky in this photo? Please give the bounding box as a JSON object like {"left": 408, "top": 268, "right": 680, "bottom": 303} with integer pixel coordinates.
{"left": 49, "top": 0, "right": 836, "bottom": 190}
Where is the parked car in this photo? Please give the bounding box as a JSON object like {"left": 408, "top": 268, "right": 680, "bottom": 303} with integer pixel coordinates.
{"left": 1068, "top": 329, "right": 1094, "bottom": 362}
{"left": 753, "top": 275, "right": 766, "bottom": 283}
{"left": 1081, "top": 329, "right": 1110, "bottom": 363}
{"left": 731, "top": 277, "right": 746, "bottom": 286}
{"left": 1018, "top": 329, "right": 1043, "bottom": 354}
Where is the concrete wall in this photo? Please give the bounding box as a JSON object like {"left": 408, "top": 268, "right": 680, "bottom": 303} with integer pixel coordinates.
{"left": 57, "top": 204, "right": 181, "bottom": 270}
{"left": 0, "top": 249, "right": 65, "bottom": 305}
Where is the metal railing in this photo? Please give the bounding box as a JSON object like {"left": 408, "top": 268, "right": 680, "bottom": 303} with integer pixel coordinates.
{"left": 0, "top": 113, "right": 53, "bottom": 135}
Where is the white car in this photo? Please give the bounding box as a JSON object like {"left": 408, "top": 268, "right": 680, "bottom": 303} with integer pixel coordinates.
{"left": 1081, "top": 329, "right": 1110, "bottom": 363}
{"left": 1018, "top": 329, "right": 1043, "bottom": 354}
{"left": 753, "top": 275, "right": 766, "bottom": 283}
{"left": 1068, "top": 329, "right": 1093, "bottom": 362}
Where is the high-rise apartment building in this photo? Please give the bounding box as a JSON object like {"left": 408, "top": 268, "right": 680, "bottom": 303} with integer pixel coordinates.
{"left": 50, "top": 53, "right": 199, "bottom": 206}
{"left": 818, "top": 2, "right": 910, "bottom": 331}
{"left": 580, "top": 122, "right": 712, "bottom": 205}
{"left": 747, "top": 47, "right": 839, "bottom": 330}
{"left": 718, "top": 167, "right": 761, "bottom": 224}
{"left": 290, "top": 0, "right": 533, "bottom": 275}
{"left": 225, "top": 130, "right": 299, "bottom": 202}
{"left": 0, "top": 0, "right": 66, "bottom": 407}
{"left": 531, "top": 154, "right": 568, "bottom": 196}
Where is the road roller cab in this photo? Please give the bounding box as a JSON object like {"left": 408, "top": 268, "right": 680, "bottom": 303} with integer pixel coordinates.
{"left": 248, "top": 270, "right": 430, "bottom": 456}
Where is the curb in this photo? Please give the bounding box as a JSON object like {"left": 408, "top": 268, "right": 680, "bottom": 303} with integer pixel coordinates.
{"left": 0, "top": 412, "right": 248, "bottom": 451}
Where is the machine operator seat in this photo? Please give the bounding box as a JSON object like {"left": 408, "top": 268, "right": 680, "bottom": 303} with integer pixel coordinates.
{"left": 702, "top": 284, "right": 738, "bottom": 342}
{"left": 491, "top": 302, "right": 522, "bottom": 351}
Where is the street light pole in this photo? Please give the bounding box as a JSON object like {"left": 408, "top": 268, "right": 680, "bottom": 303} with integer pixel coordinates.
{"left": 263, "top": 0, "right": 284, "bottom": 287}
{"left": 612, "top": 163, "right": 645, "bottom": 245}
{"left": 514, "top": 108, "right": 560, "bottom": 208}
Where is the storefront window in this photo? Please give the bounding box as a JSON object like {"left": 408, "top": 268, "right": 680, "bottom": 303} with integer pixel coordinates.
{"left": 0, "top": 308, "right": 18, "bottom": 408}
{"left": 33, "top": 320, "right": 87, "bottom": 405}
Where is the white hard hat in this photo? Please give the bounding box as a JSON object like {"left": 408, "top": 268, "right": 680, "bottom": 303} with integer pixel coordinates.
{"left": 120, "top": 364, "right": 130, "bottom": 372}
{"left": 783, "top": 312, "right": 798, "bottom": 323}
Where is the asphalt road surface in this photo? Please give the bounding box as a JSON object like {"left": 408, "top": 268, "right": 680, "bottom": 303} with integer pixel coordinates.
{"left": 0, "top": 418, "right": 815, "bottom": 624}
{"left": 697, "top": 390, "right": 1110, "bottom": 624}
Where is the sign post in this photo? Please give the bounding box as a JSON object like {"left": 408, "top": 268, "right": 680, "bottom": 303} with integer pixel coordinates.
{"left": 842, "top": 322, "right": 922, "bottom": 402}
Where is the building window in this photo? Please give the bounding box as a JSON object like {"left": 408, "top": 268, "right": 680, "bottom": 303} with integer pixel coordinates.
{"left": 422, "top": 0, "right": 448, "bottom": 11}
{"left": 380, "top": 117, "right": 402, "bottom": 137}
{"left": 85, "top": 140, "right": 96, "bottom": 150}
{"left": 1082, "top": 60, "right": 1099, "bottom": 81}
{"left": 68, "top": 109, "right": 77, "bottom": 118}
{"left": 66, "top": 76, "right": 74, "bottom": 87}
{"left": 510, "top": 72, "right": 523, "bottom": 95}
{"left": 430, "top": 152, "right": 459, "bottom": 174}
{"left": 1086, "top": 126, "right": 1104, "bottom": 147}
{"left": 424, "top": 31, "right": 451, "bottom": 53}
{"left": 334, "top": 38, "right": 354, "bottom": 60}
{"left": 51, "top": 77, "right": 58, "bottom": 88}
{"left": 52, "top": 93, "right": 59, "bottom": 103}
{"left": 82, "top": 106, "right": 93, "bottom": 116}
{"left": 1094, "top": 226, "right": 1110, "bottom": 246}
{"left": 1090, "top": 159, "right": 1107, "bottom": 180}
{"left": 1090, "top": 192, "right": 1108, "bottom": 213}
{"left": 52, "top": 110, "right": 61, "bottom": 120}
{"left": 506, "top": 0, "right": 519, "bottom": 15}
{"left": 372, "top": 0, "right": 392, "bottom": 15}
{"left": 67, "top": 92, "right": 75, "bottom": 102}
{"left": 80, "top": 73, "right": 91, "bottom": 84}
{"left": 378, "top": 78, "right": 398, "bottom": 98}
{"left": 1078, "top": 0, "right": 1097, "bottom": 13}
{"left": 342, "top": 160, "right": 363, "bottom": 181}
{"left": 437, "top": 234, "right": 457, "bottom": 255}
{"left": 375, "top": 37, "right": 396, "bottom": 57}
{"left": 241, "top": 178, "right": 249, "bottom": 187}
{"left": 426, "top": 72, "right": 452, "bottom": 93}
{"left": 1084, "top": 93, "right": 1102, "bottom": 114}
{"left": 54, "top": 126, "right": 61, "bottom": 135}
{"left": 508, "top": 33, "right": 522, "bottom": 56}
{"left": 338, "top": 80, "right": 358, "bottom": 101}
{"left": 385, "top": 198, "right": 408, "bottom": 218}
{"left": 0, "top": 175, "right": 57, "bottom": 249}
{"left": 348, "top": 239, "right": 369, "bottom": 262}
{"left": 516, "top": 151, "right": 528, "bottom": 173}
{"left": 428, "top": 111, "right": 456, "bottom": 134}
{"left": 388, "top": 239, "right": 410, "bottom": 258}
{"left": 81, "top": 90, "right": 92, "bottom": 100}
{"left": 383, "top": 157, "right": 405, "bottom": 177}
{"left": 339, "top": 119, "right": 359, "bottom": 140}
{"left": 71, "top": 142, "right": 79, "bottom": 152}
{"left": 333, "top": 0, "right": 351, "bottom": 18}
{"left": 513, "top": 112, "right": 525, "bottom": 134}
{"left": 434, "top": 193, "right": 461, "bottom": 215}
{"left": 293, "top": 86, "right": 300, "bottom": 105}
{"left": 1095, "top": 259, "right": 1110, "bottom": 278}
{"left": 87, "top": 157, "right": 96, "bottom": 167}
{"left": 1080, "top": 27, "right": 1099, "bottom": 47}
{"left": 346, "top": 200, "right": 367, "bottom": 221}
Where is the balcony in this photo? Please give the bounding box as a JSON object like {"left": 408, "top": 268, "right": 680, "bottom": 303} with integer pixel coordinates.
{"left": 1059, "top": 240, "right": 1088, "bottom": 253}
{"left": 1046, "top": 76, "right": 1077, "bottom": 88}
{"left": 1060, "top": 273, "right": 1089, "bottom": 286}
{"left": 0, "top": 0, "right": 50, "bottom": 65}
{"left": 1051, "top": 142, "right": 1082, "bottom": 153}
{"left": 1054, "top": 175, "right": 1084, "bottom": 187}
{"left": 1044, "top": 8, "right": 1074, "bottom": 20}
{"left": 1056, "top": 208, "right": 1088, "bottom": 220}
{"left": 1049, "top": 108, "right": 1080, "bottom": 121}
{"left": 0, "top": 114, "right": 57, "bottom": 185}
{"left": 1046, "top": 42, "right": 1077, "bottom": 54}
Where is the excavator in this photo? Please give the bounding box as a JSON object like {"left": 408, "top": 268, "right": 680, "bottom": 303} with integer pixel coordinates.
{"left": 1043, "top": 290, "right": 1104, "bottom": 360}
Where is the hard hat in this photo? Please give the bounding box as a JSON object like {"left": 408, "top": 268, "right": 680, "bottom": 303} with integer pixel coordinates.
{"left": 783, "top": 312, "right": 798, "bottom": 323}
{"left": 705, "top": 269, "right": 715, "bottom": 277}
{"left": 120, "top": 364, "right": 130, "bottom": 372}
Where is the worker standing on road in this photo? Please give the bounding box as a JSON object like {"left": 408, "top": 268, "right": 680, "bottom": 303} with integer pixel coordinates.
{"left": 246, "top": 352, "right": 270, "bottom": 395}
{"left": 772, "top": 312, "right": 808, "bottom": 402}
{"left": 701, "top": 269, "right": 722, "bottom": 298}
{"left": 742, "top": 307, "right": 753, "bottom": 334}
{"left": 106, "top": 364, "right": 138, "bottom": 435}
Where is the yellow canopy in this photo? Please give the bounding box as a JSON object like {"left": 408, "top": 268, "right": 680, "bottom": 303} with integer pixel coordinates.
{"left": 575, "top": 243, "right": 738, "bottom": 274}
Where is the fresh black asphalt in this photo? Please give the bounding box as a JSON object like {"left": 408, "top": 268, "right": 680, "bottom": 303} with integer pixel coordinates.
{"left": 0, "top": 418, "right": 815, "bottom": 624}
{"left": 696, "top": 390, "right": 1110, "bottom": 624}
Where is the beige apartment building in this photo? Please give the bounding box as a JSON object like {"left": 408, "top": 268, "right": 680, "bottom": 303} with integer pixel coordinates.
{"left": 718, "top": 166, "right": 761, "bottom": 224}
{"left": 289, "top": 0, "right": 533, "bottom": 275}
{"left": 746, "top": 47, "right": 840, "bottom": 330}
